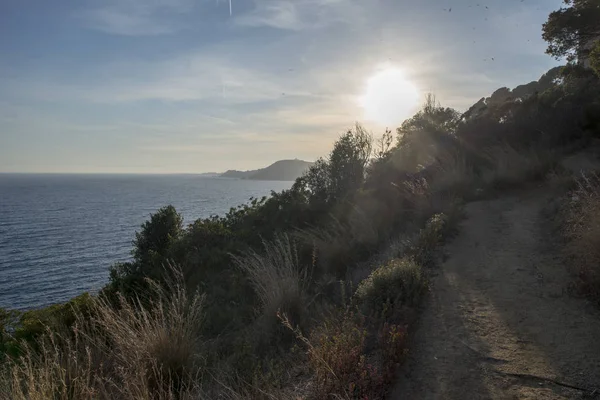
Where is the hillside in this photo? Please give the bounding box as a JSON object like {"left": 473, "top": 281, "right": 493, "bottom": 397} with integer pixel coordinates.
{"left": 220, "top": 159, "right": 313, "bottom": 181}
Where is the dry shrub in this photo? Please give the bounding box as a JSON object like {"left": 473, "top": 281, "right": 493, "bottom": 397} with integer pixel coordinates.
{"left": 378, "top": 322, "right": 408, "bottom": 378}
{"left": 2, "top": 264, "right": 206, "bottom": 400}
{"left": 233, "top": 234, "right": 310, "bottom": 340}
{"left": 564, "top": 172, "right": 600, "bottom": 300}
{"left": 280, "top": 312, "right": 384, "bottom": 400}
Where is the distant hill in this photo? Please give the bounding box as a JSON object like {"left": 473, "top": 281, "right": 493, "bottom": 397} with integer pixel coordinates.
{"left": 220, "top": 159, "right": 313, "bottom": 181}
{"left": 197, "top": 172, "right": 220, "bottom": 177}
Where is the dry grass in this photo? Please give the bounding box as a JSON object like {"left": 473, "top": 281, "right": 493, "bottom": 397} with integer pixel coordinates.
{"left": 564, "top": 172, "right": 600, "bottom": 300}
{"left": 1, "top": 264, "right": 208, "bottom": 400}
{"left": 233, "top": 234, "right": 310, "bottom": 335}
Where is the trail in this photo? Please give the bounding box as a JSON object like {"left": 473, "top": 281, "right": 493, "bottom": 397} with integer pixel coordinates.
{"left": 392, "top": 189, "right": 600, "bottom": 399}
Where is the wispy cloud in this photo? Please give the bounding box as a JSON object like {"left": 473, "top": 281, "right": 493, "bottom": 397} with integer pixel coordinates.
{"left": 234, "top": 0, "right": 361, "bottom": 31}
{"left": 5, "top": 53, "right": 296, "bottom": 104}
{"left": 76, "top": 0, "right": 195, "bottom": 36}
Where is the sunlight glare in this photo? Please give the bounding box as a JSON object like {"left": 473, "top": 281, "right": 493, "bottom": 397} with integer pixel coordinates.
{"left": 360, "top": 67, "right": 420, "bottom": 127}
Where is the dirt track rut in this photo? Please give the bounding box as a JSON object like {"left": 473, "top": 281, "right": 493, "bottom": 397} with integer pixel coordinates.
{"left": 392, "top": 190, "right": 600, "bottom": 399}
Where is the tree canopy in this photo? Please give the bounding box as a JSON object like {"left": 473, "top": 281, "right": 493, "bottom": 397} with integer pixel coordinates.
{"left": 542, "top": 0, "right": 600, "bottom": 63}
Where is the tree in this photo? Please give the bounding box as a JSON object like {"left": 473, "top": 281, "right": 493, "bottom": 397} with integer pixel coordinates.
{"left": 327, "top": 125, "right": 372, "bottom": 201}
{"left": 542, "top": 0, "right": 600, "bottom": 63}
{"left": 106, "top": 205, "right": 183, "bottom": 298}
{"left": 398, "top": 94, "right": 461, "bottom": 140}
{"left": 294, "top": 125, "right": 372, "bottom": 207}
{"left": 132, "top": 205, "right": 183, "bottom": 267}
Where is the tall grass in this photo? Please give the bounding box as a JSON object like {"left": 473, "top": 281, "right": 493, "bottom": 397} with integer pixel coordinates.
{"left": 233, "top": 234, "right": 310, "bottom": 339}
{"left": 1, "top": 264, "right": 207, "bottom": 400}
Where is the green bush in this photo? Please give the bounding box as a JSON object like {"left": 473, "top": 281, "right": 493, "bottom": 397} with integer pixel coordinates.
{"left": 354, "top": 258, "right": 427, "bottom": 317}
{"left": 105, "top": 205, "right": 183, "bottom": 300}
{"left": 591, "top": 40, "right": 600, "bottom": 77}
{"left": 409, "top": 213, "right": 449, "bottom": 268}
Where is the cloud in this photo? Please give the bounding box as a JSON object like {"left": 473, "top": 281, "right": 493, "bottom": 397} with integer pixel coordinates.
{"left": 233, "top": 0, "right": 362, "bottom": 31}
{"left": 4, "top": 55, "right": 290, "bottom": 104}
{"left": 235, "top": 1, "right": 306, "bottom": 30}
{"left": 76, "top": 0, "right": 195, "bottom": 36}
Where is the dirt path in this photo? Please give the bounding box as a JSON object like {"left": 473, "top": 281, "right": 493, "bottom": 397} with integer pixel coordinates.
{"left": 391, "top": 189, "right": 600, "bottom": 399}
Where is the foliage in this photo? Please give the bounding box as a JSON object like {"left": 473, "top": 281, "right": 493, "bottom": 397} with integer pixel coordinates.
{"left": 378, "top": 322, "right": 408, "bottom": 377}
{"left": 1, "top": 293, "right": 95, "bottom": 359}
{"left": 294, "top": 124, "right": 373, "bottom": 208}
{"left": 354, "top": 258, "right": 427, "bottom": 319}
{"left": 407, "top": 213, "right": 450, "bottom": 268}
{"left": 106, "top": 205, "right": 183, "bottom": 300}
{"left": 281, "top": 311, "right": 385, "bottom": 400}
{"left": 542, "top": 0, "right": 600, "bottom": 63}
{"left": 564, "top": 173, "right": 600, "bottom": 301}
{"left": 591, "top": 40, "right": 600, "bottom": 76}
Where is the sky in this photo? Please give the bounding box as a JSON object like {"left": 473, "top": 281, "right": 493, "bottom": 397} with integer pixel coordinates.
{"left": 0, "top": 0, "right": 564, "bottom": 173}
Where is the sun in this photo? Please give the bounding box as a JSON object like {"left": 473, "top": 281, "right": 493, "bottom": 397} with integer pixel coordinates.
{"left": 360, "top": 67, "right": 420, "bottom": 127}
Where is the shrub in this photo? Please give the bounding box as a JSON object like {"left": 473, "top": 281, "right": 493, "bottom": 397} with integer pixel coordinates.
{"left": 4, "top": 293, "right": 95, "bottom": 358}
{"left": 378, "top": 322, "right": 408, "bottom": 379}
{"left": 564, "top": 172, "right": 600, "bottom": 301}
{"left": 354, "top": 258, "right": 427, "bottom": 318}
{"left": 281, "top": 312, "right": 384, "bottom": 400}
{"left": 591, "top": 40, "right": 600, "bottom": 77}
{"left": 408, "top": 213, "right": 450, "bottom": 268}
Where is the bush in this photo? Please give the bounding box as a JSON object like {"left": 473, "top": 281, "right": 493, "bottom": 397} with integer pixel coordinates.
{"left": 106, "top": 205, "right": 183, "bottom": 300}
{"left": 378, "top": 322, "right": 408, "bottom": 378}
{"left": 564, "top": 172, "right": 600, "bottom": 301}
{"left": 354, "top": 258, "right": 427, "bottom": 318}
{"left": 3, "top": 293, "right": 95, "bottom": 358}
{"left": 282, "top": 312, "right": 385, "bottom": 400}
{"left": 408, "top": 213, "right": 451, "bottom": 268}
{"left": 591, "top": 40, "right": 600, "bottom": 77}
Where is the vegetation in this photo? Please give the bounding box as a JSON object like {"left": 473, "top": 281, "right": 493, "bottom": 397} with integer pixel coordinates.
{"left": 2, "top": 1, "right": 600, "bottom": 398}
{"left": 354, "top": 258, "right": 426, "bottom": 318}
{"left": 563, "top": 173, "right": 600, "bottom": 301}
{"left": 1, "top": 266, "right": 208, "bottom": 400}
{"left": 543, "top": 0, "right": 600, "bottom": 63}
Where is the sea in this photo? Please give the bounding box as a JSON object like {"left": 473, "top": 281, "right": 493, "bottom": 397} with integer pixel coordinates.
{"left": 0, "top": 174, "right": 292, "bottom": 310}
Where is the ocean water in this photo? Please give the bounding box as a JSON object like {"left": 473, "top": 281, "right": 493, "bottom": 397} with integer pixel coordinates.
{"left": 0, "top": 174, "right": 291, "bottom": 310}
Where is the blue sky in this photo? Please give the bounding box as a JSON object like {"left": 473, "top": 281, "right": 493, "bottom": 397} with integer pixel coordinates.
{"left": 0, "top": 0, "right": 563, "bottom": 173}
